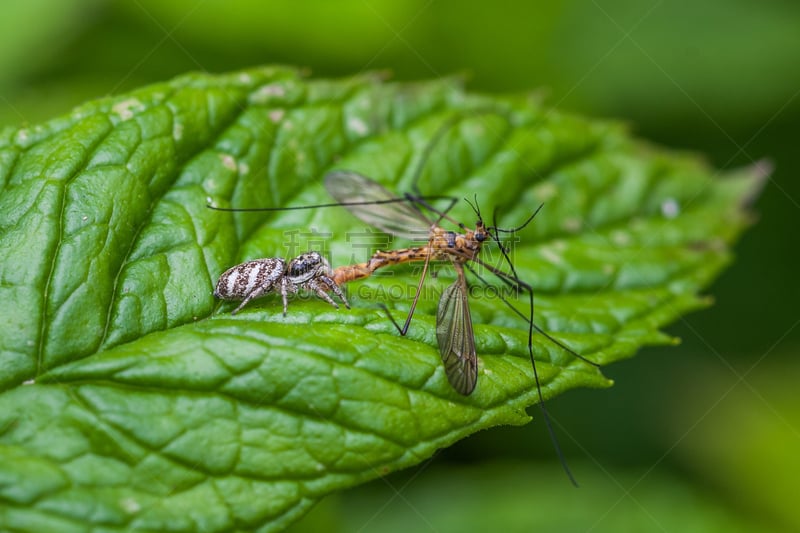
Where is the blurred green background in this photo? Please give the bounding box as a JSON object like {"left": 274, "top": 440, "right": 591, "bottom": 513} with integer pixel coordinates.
{"left": 2, "top": 1, "right": 797, "bottom": 531}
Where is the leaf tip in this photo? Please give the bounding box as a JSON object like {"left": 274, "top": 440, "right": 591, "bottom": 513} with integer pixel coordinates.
{"left": 693, "top": 295, "right": 715, "bottom": 311}
{"left": 740, "top": 159, "right": 772, "bottom": 209}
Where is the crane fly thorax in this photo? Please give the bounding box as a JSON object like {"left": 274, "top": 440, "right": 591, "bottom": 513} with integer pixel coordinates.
{"left": 427, "top": 224, "right": 486, "bottom": 263}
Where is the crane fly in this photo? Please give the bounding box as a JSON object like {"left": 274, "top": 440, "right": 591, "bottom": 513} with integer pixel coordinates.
{"left": 322, "top": 169, "right": 496, "bottom": 395}
{"left": 322, "top": 169, "right": 598, "bottom": 391}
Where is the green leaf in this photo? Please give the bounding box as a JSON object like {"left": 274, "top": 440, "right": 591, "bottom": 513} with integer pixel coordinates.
{"left": 0, "top": 67, "right": 763, "bottom": 531}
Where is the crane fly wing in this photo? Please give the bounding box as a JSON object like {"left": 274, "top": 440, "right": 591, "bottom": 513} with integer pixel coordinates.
{"left": 436, "top": 265, "right": 478, "bottom": 395}
{"left": 325, "top": 170, "right": 430, "bottom": 242}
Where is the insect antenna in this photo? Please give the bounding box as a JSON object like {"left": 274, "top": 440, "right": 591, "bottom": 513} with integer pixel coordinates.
{"left": 490, "top": 202, "right": 544, "bottom": 234}
{"left": 463, "top": 194, "right": 483, "bottom": 221}
{"left": 483, "top": 203, "right": 544, "bottom": 297}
